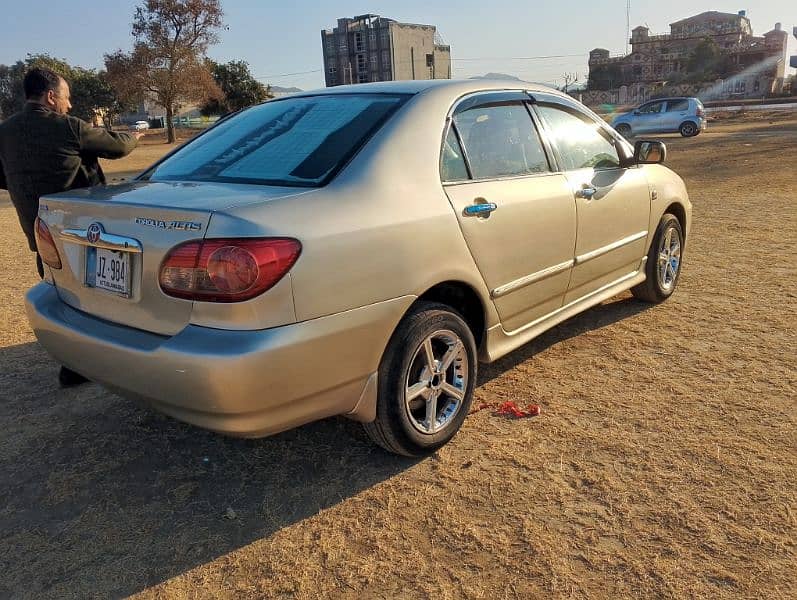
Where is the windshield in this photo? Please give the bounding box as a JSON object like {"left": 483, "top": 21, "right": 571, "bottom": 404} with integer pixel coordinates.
{"left": 148, "top": 93, "right": 410, "bottom": 187}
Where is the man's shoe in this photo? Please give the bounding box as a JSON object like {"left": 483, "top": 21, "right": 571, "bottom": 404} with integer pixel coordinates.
{"left": 58, "top": 366, "right": 90, "bottom": 387}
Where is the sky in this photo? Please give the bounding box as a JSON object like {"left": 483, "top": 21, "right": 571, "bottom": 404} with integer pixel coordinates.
{"left": 0, "top": 1, "right": 794, "bottom": 90}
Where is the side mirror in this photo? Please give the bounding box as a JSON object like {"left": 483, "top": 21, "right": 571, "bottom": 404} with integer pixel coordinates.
{"left": 634, "top": 140, "right": 667, "bottom": 164}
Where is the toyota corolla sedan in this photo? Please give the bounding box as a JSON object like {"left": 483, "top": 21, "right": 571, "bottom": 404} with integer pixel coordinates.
{"left": 27, "top": 80, "right": 691, "bottom": 456}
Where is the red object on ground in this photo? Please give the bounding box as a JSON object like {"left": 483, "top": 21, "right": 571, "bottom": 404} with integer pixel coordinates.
{"left": 495, "top": 401, "right": 541, "bottom": 418}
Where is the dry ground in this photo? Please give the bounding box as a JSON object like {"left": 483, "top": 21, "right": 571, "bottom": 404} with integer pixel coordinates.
{"left": 0, "top": 115, "right": 795, "bottom": 599}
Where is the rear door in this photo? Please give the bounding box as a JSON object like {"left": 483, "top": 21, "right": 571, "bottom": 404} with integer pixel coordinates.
{"left": 663, "top": 98, "right": 690, "bottom": 132}
{"left": 441, "top": 92, "right": 576, "bottom": 333}
{"left": 532, "top": 97, "right": 651, "bottom": 304}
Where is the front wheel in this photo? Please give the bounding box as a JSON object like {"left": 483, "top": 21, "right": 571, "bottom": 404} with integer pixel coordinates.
{"left": 631, "top": 214, "right": 684, "bottom": 303}
{"left": 364, "top": 302, "right": 477, "bottom": 456}
{"left": 616, "top": 123, "right": 632, "bottom": 139}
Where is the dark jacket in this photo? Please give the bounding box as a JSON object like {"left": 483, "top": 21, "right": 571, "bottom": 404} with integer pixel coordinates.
{"left": 0, "top": 103, "right": 137, "bottom": 251}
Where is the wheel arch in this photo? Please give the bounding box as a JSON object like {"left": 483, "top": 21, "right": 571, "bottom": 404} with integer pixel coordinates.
{"left": 413, "top": 280, "right": 488, "bottom": 350}
{"left": 664, "top": 201, "right": 687, "bottom": 240}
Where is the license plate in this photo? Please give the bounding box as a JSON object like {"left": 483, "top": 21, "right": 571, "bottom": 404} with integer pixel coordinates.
{"left": 87, "top": 247, "right": 131, "bottom": 297}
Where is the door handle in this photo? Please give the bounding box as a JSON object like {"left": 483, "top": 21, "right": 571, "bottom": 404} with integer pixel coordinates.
{"left": 576, "top": 186, "right": 597, "bottom": 199}
{"left": 464, "top": 202, "right": 498, "bottom": 217}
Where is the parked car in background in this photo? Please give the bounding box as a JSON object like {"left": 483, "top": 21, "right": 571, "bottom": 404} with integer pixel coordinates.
{"left": 130, "top": 120, "right": 150, "bottom": 132}
{"left": 612, "top": 97, "right": 706, "bottom": 138}
{"left": 26, "top": 80, "right": 691, "bottom": 456}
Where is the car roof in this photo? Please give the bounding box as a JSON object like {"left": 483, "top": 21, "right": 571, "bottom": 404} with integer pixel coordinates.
{"left": 284, "top": 78, "right": 567, "bottom": 100}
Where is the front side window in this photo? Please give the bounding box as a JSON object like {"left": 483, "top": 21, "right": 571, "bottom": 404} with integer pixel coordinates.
{"left": 149, "top": 94, "right": 409, "bottom": 187}
{"left": 536, "top": 104, "right": 620, "bottom": 171}
{"left": 638, "top": 101, "right": 665, "bottom": 114}
{"left": 453, "top": 103, "right": 549, "bottom": 179}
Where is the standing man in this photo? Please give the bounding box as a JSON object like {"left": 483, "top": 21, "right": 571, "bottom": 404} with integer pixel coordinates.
{"left": 0, "top": 67, "right": 141, "bottom": 386}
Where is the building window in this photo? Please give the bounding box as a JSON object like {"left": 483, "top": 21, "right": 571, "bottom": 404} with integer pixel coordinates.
{"left": 339, "top": 36, "right": 347, "bottom": 51}
{"left": 357, "top": 54, "right": 367, "bottom": 73}
{"left": 660, "top": 47, "right": 668, "bottom": 54}
{"left": 325, "top": 36, "right": 334, "bottom": 52}
{"left": 369, "top": 31, "right": 377, "bottom": 45}
{"left": 328, "top": 65, "right": 337, "bottom": 74}
{"left": 370, "top": 54, "right": 378, "bottom": 67}
{"left": 381, "top": 29, "right": 390, "bottom": 45}
{"left": 354, "top": 32, "right": 365, "bottom": 53}
{"left": 633, "top": 66, "right": 642, "bottom": 77}
{"left": 753, "top": 80, "right": 760, "bottom": 92}
{"left": 382, "top": 50, "right": 390, "bottom": 67}
{"left": 357, "top": 72, "right": 368, "bottom": 83}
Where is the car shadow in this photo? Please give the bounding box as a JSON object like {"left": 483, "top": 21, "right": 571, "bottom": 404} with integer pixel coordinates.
{"left": 478, "top": 296, "right": 651, "bottom": 386}
{"left": 0, "top": 296, "right": 649, "bottom": 598}
{"left": 0, "top": 341, "right": 417, "bottom": 598}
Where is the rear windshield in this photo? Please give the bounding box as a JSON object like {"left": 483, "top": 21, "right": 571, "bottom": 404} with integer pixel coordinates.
{"left": 148, "top": 93, "right": 410, "bottom": 187}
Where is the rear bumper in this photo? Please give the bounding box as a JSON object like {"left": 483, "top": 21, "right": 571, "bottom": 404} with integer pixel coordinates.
{"left": 25, "top": 283, "right": 413, "bottom": 436}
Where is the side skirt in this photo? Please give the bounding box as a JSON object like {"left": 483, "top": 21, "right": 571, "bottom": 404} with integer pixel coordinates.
{"left": 481, "top": 266, "right": 647, "bottom": 363}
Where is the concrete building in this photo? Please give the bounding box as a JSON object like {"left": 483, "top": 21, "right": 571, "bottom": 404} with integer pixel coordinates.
{"left": 321, "top": 14, "right": 451, "bottom": 87}
{"left": 588, "top": 10, "right": 789, "bottom": 101}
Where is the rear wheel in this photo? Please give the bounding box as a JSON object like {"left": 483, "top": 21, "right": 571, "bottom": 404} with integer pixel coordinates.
{"left": 364, "top": 302, "right": 477, "bottom": 456}
{"left": 616, "top": 123, "right": 632, "bottom": 139}
{"left": 632, "top": 214, "right": 684, "bottom": 303}
{"left": 679, "top": 121, "right": 699, "bottom": 137}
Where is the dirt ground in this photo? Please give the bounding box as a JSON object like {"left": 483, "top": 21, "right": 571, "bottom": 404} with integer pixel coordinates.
{"left": 0, "top": 115, "right": 795, "bottom": 599}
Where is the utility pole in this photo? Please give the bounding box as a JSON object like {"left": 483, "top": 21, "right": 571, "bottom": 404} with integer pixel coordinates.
{"left": 626, "top": 0, "right": 631, "bottom": 55}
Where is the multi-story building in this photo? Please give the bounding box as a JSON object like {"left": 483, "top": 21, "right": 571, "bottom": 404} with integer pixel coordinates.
{"left": 588, "top": 11, "right": 790, "bottom": 99}
{"left": 321, "top": 14, "right": 451, "bottom": 87}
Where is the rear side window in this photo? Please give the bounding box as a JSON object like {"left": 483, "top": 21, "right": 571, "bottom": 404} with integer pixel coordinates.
{"left": 453, "top": 103, "right": 549, "bottom": 179}
{"left": 536, "top": 104, "right": 620, "bottom": 171}
{"left": 441, "top": 127, "right": 469, "bottom": 181}
{"left": 149, "top": 94, "right": 409, "bottom": 187}
{"left": 667, "top": 99, "right": 689, "bottom": 112}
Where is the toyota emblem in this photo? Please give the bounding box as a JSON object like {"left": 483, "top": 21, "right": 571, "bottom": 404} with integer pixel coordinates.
{"left": 87, "top": 222, "right": 103, "bottom": 244}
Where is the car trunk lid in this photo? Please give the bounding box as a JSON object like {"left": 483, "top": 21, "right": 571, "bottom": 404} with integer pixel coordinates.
{"left": 39, "top": 181, "right": 310, "bottom": 336}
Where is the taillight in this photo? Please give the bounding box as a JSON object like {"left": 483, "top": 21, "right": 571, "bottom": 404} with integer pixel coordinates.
{"left": 696, "top": 106, "right": 704, "bottom": 117}
{"left": 159, "top": 238, "right": 301, "bottom": 302}
{"left": 34, "top": 217, "right": 62, "bottom": 270}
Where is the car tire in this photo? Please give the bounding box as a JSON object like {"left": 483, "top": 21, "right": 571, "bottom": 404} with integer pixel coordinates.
{"left": 363, "top": 301, "right": 477, "bottom": 456}
{"left": 631, "top": 213, "right": 684, "bottom": 303}
{"left": 616, "top": 123, "right": 632, "bottom": 139}
{"left": 679, "top": 121, "right": 699, "bottom": 137}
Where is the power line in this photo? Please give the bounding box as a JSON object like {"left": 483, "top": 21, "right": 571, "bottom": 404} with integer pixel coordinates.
{"left": 254, "top": 69, "right": 322, "bottom": 81}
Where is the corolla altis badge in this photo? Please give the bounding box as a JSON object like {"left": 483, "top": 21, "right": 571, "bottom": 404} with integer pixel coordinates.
{"left": 87, "top": 222, "right": 103, "bottom": 244}
{"left": 134, "top": 217, "right": 202, "bottom": 232}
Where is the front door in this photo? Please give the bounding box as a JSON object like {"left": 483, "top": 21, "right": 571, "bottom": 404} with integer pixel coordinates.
{"left": 634, "top": 100, "right": 667, "bottom": 134}
{"left": 441, "top": 94, "right": 577, "bottom": 333}
{"left": 533, "top": 101, "right": 651, "bottom": 304}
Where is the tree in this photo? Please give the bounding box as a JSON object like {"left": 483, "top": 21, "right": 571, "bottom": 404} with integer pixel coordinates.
{"left": 200, "top": 60, "right": 272, "bottom": 116}
{"left": 105, "top": 0, "right": 224, "bottom": 143}
{"left": 560, "top": 72, "right": 579, "bottom": 94}
{"left": 685, "top": 37, "right": 732, "bottom": 82}
{"left": 0, "top": 54, "right": 129, "bottom": 125}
